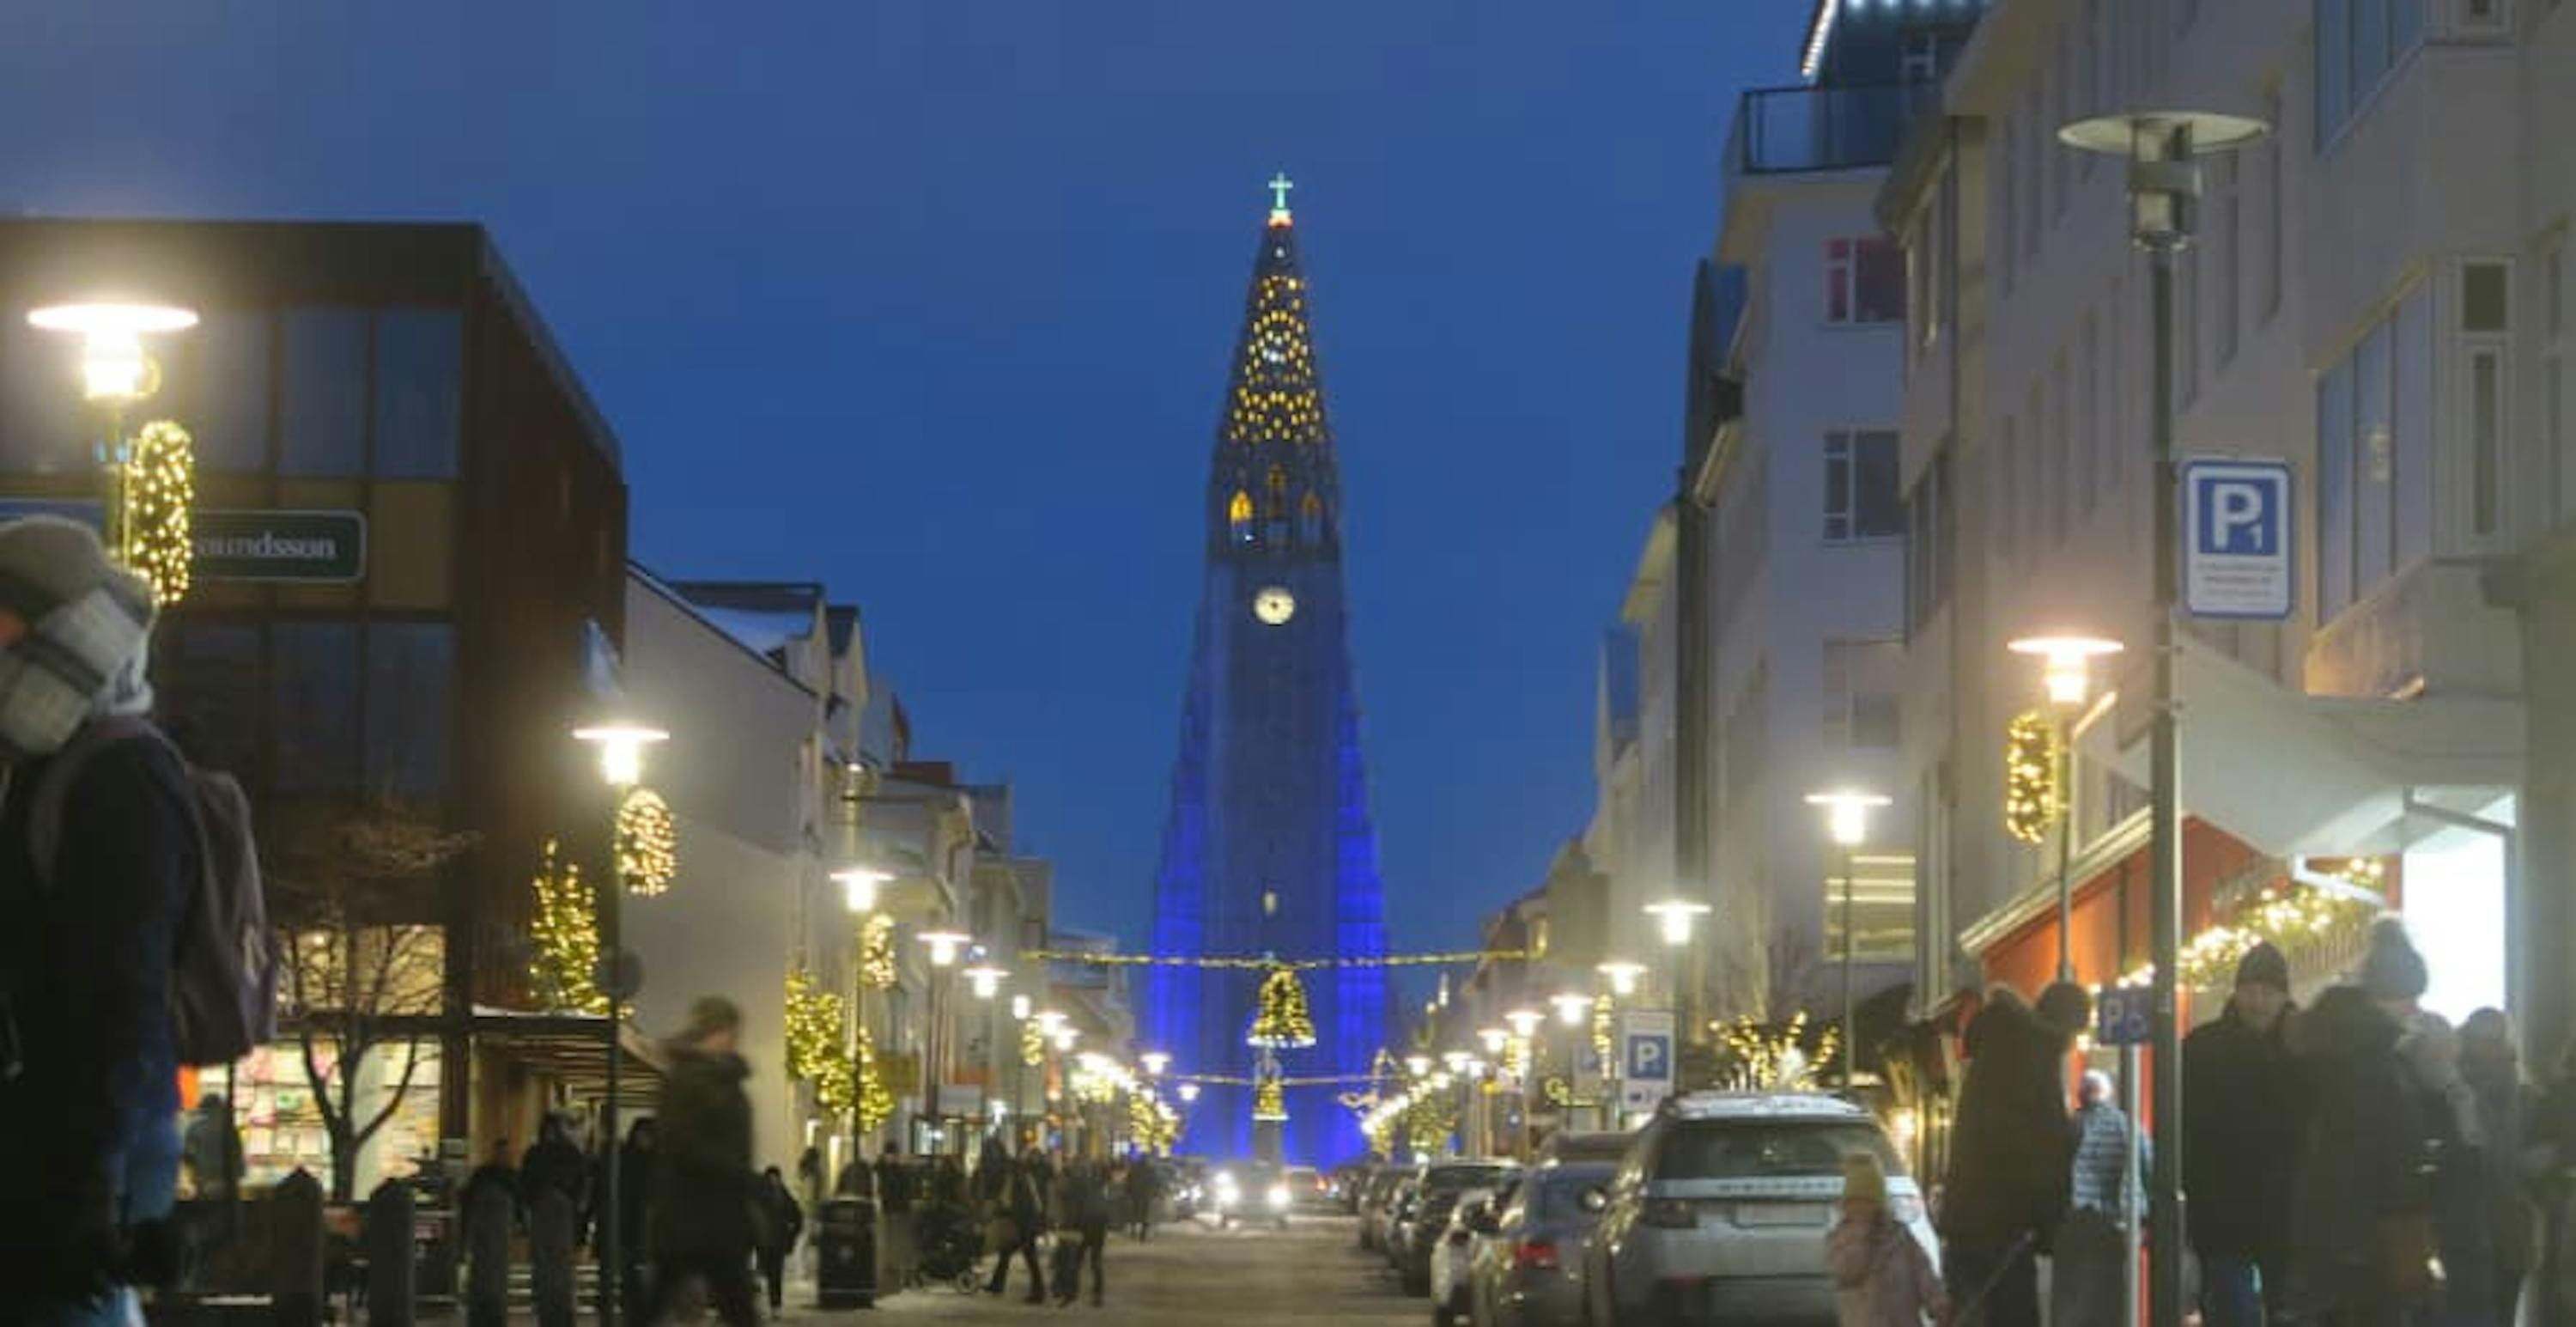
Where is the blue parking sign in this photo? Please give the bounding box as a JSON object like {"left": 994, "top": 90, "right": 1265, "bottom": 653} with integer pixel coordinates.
{"left": 2181, "top": 459, "right": 2293, "bottom": 620}
{"left": 2096, "top": 988, "right": 2152, "bottom": 1047}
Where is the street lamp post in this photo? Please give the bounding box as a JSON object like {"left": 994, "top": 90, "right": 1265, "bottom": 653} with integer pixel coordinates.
{"left": 27, "top": 301, "right": 198, "bottom": 558}
{"left": 572, "top": 720, "right": 668, "bottom": 1327}
{"left": 835, "top": 867, "right": 890, "bottom": 1153}
{"left": 2008, "top": 636, "right": 2124, "bottom": 982}
{"left": 1805, "top": 791, "right": 1891, "bottom": 1093}
{"left": 918, "top": 930, "right": 970, "bottom": 1141}
{"left": 2061, "top": 107, "right": 2269, "bottom": 1327}
{"left": 1503, "top": 1008, "right": 1542, "bottom": 1158}
{"left": 1642, "top": 900, "right": 1711, "bottom": 1038}
{"left": 964, "top": 965, "right": 1008, "bottom": 1144}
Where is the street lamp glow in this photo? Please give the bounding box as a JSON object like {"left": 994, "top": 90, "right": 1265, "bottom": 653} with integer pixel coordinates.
{"left": 1036, "top": 1008, "right": 1067, "bottom": 1034}
{"left": 918, "top": 929, "right": 971, "bottom": 968}
{"left": 1643, "top": 899, "right": 1711, "bottom": 947}
{"left": 28, "top": 301, "right": 199, "bottom": 402}
{"left": 1805, "top": 790, "right": 1893, "bottom": 847}
{"left": 1477, "top": 1027, "right": 1509, "bottom": 1056}
{"left": 1550, "top": 992, "right": 1592, "bottom": 1028}
{"left": 2008, "top": 634, "right": 2125, "bottom": 709}
{"left": 1178, "top": 1081, "right": 1201, "bottom": 1103}
{"left": 963, "top": 965, "right": 1008, "bottom": 999}
{"left": 1052, "top": 1026, "right": 1080, "bottom": 1052}
{"left": 1010, "top": 995, "right": 1032, "bottom": 1021}
{"left": 1504, "top": 1008, "right": 1543, "bottom": 1038}
{"left": 833, "top": 866, "right": 890, "bottom": 914}
{"left": 1405, "top": 1053, "right": 1433, "bottom": 1078}
{"left": 1442, "top": 1050, "right": 1471, "bottom": 1074}
{"left": 1139, "top": 1051, "right": 1171, "bottom": 1077}
{"left": 573, "top": 721, "right": 669, "bottom": 788}
{"left": 1596, "top": 960, "right": 1646, "bottom": 996}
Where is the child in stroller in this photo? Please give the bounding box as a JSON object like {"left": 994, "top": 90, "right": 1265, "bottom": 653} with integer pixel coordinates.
{"left": 914, "top": 1199, "right": 987, "bottom": 1294}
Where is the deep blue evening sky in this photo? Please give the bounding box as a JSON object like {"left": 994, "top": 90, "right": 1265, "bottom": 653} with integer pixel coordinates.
{"left": 3, "top": 3, "right": 1805, "bottom": 953}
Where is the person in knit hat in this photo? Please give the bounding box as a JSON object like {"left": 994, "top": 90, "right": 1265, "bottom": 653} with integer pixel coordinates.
{"left": 2285, "top": 928, "right": 2439, "bottom": 1322}
{"left": 1830, "top": 1149, "right": 1947, "bottom": 1325}
{"left": 2183, "top": 940, "right": 2302, "bottom": 1327}
{"left": 2360, "top": 916, "right": 2430, "bottom": 1017}
{"left": 0, "top": 515, "right": 197, "bottom": 1319}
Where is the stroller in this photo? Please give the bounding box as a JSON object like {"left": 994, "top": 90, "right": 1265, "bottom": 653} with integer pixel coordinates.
{"left": 914, "top": 1200, "right": 986, "bottom": 1294}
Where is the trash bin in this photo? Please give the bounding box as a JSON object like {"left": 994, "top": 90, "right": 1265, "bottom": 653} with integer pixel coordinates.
{"left": 815, "top": 1197, "right": 880, "bottom": 1309}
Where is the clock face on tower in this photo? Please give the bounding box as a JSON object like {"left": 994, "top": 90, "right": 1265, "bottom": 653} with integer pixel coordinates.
{"left": 1253, "top": 587, "right": 1297, "bottom": 625}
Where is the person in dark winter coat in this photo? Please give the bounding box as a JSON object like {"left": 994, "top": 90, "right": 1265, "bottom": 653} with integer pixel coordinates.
{"left": 2183, "top": 940, "right": 2302, "bottom": 1327}
{"left": 270, "top": 1166, "right": 327, "bottom": 1327}
{"left": 2460, "top": 1008, "right": 2537, "bottom": 1325}
{"left": 365, "top": 1177, "right": 420, "bottom": 1327}
{"left": 182, "top": 1092, "right": 246, "bottom": 1202}
{"left": 2053, "top": 1070, "right": 2144, "bottom": 1327}
{"left": 2285, "top": 953, "right": 2434, "bottom": 1325}
{"left": 520, "top": 1113, "right": 588, "bottom": 1227}
{"left": 1937, "top": 983, "right": 2083, "bottom": 1326}
{"left": 1054, "top": 1159, "right": 1113, "bottom": 1306}
{"left": 754, "top": 1166, "right": 804, "bottom": 1315}
{"left": 464, "top": 1140, "right": 518, "bottom": 1327}
{"left": 605, "top": 1117, "right": 657, "bottom": 1316}
{"left": 1126, "top": 1158, "right": 1163, "bottom": 1239}
{"left": 643, "top": 995, "right": 762, "bottom": 1327}
{"left": 0, "top": 517, "right": 196, "bottom": 1324}
{"left": 983, "top": 1145, "right": 1050, "bottom": 1302}
{"left": 530, "top": 1183, "right": 578, "bottom": 1327}
{"left": 2400, "top": 1013, "right": 2499, "bottom": 1325}
{"left": 462, "top": 1137, "right": 520, "bottom": 1226}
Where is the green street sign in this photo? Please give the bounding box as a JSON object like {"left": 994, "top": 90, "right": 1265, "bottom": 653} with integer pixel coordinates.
{"left": 193, "top": 509, "right": 368, "bottom": 583}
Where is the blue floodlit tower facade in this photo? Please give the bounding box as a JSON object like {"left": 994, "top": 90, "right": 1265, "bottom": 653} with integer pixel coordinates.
{"left": 1146, "top": 180, "right": 1388, "bottom": 1165}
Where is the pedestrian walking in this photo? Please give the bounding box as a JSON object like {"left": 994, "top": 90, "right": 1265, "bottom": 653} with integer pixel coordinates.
{"left": 530, "top": 1184, "right": 579, "bottom": 1327}
{"left": 755, "top": 1166, "right": 804, "bottom": 1318}
{"left": 608, "top": 1117, "right": 658, "bottom": 1316}
{"left": 463, "top": 1141, "right": 517, "bottom": 1327}
{"left": 1830, "top": 1151, "right": 1947, "bottom": 1326}
{"left": 2285, "top": 922, "right": 2437, "bottom": 1327}
{"left": 2460, "top": 1008, "right": 2537, "bottom": 1325}
{"left": 1937, "top": 982, "right": 2085, "bottom": 1326}
{"left": 2400, "top": 1012, "right": 2500, "bottom": 1324}
{"left": 983, "top": 1142, "right": 1050, "bottom": 1302}
{"left": 1054, "top": 1158, "right": 1112, "bottom": 1307}
{"left": 642, "top": 995, "right": 763, "bottom": 1327}
{"left": 365, "top": 1175, "right": 420, "bottom": 1327}
{"left": 2052, "top": 1070, "right": 2144, "bottom": 1327}
{"left": 2184, "top": 941, "right": 2302, "bottom": 1327}
{"left": 0, "top": 518, "right": 198, "bottom": 1322}
{"left": 183, "top": 1091, "right": 246, "bottom": 1202}
{"left": 878, "top": 1141, "right": 920, "bottom": 1289}
{"left": 521, "top": 1113, "right": 588, "bottom": 1230}
{"left": 1126, "top": 1157, "right": 1163, "bottom": 1240}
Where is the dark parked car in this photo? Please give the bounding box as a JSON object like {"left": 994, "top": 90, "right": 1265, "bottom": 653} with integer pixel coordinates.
{"left": 1396, "top": 1160, "right": 1519, "bottom": 1297}
{"left": 1467, "top": 1160, "right": 1619, "bottom": 1327}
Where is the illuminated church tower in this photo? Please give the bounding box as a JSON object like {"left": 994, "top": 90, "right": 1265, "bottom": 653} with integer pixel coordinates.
{"left": 1145, "top": 178, "right": 1389, "bottom": 1164}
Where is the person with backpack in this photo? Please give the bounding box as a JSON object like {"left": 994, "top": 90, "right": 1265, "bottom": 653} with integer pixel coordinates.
{"left": 0, "top": 515, "right": 247, "bottom": 1322}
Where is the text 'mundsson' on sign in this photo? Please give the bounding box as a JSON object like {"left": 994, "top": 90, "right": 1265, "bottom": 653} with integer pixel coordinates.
{"left": 193, "top": 509, "right": 368, "bottom": 583}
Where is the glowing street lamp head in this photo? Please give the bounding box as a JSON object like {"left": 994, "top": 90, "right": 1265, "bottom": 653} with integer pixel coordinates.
{"left": 1504, "top": 1007, "right": 1544, "bottom": 1038}
{"left": 1405, "top": 1053, "right": 1434, "bottom": 1078}
{"left": 1036, "top": 1008, "right": 1067, "bottom": 1034}
{"left": 1010, "top": 994, "right": 1032, "bottom": 1021}
{"left": 1139, "top": 1051, "right": 1171, "bottom": 1077}
{"left": 918, "top": 929, "right": 971, "bottom": 968}
{"left": 1441, "top": 1050, "right": 1471, "bottom": 1073}
{"left": 1177, "top": 1082, "right": 1201, "bottom": 1104}
{"left": 1644, "top": 899, "right": 1711, "bottom": 947}
{"left": 2008, "top": 635, "right": 2125, "bottom": 709}
{"left": 28, "top": 301, "right": 198, "bottom": 403}
{"left": 1550, "top": 992, "right": 1593, "bottom": 1028}
{"left": 1597, "top": 960, "right": 1647, "bottom": 996}
{"left": 963, "top": 965, "right": 1008, "bottom": 999}
{"left": 574, "top": 721, "right": 669, "bottom": 788}
{"left": 1052, "top": 1026, "right": 1080, "bottom": 1052}
{"left": 1477, "top": 1026, "right": 1509, "bottom": 1055}
{"left": 833, "top": 866, "right": 890, "bottom": 914}
{"left": 1805, "top": 790, "right": 1894, "bottom": 847}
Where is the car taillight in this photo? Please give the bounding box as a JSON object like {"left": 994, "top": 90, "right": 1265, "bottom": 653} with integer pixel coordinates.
{"left": 1641, "top": 1197, "right": 1697, "bottom": 1230}
{"left": 1512, "top": 1239, "right": 1559, "bottom": 1270}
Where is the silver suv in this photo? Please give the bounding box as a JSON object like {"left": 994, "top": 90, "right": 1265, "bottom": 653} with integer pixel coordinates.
{"left": 1581, "top": 1093, "right": 1935, "bottom": 1326}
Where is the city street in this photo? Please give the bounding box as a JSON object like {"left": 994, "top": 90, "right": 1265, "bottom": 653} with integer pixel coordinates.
{"left": 787, "top": 1216, "right": 1415, "bottom": 1325}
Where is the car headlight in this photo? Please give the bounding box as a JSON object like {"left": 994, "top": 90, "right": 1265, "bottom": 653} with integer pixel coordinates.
{"left": 1267, "top": 1184, "right": 1291, "bottom": 1209}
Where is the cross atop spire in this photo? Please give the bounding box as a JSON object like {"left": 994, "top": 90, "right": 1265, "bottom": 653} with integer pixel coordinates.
{"left": 1267, "top": 172, "right": 1295, "bottom": 225}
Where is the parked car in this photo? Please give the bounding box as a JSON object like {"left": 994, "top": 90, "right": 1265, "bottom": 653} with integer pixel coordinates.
{"left": 1534, "top": 1130, "right": 1636, "bottom": 1166}
{"left": 1467, "top": 1159, "right": 1619, "bottom": 1327}
{"left": 1397, "top": 1160, "right": 1520, "bottom": 1297}
{"left": 1284, "top": 1164, "right": 1337, "bottom": 1213}
{"left": 1384, "top": 1174, "right": 1426, "bottom": 1269}
{"left": 1430, "top": 1185, "right": 1512, "bottom": 1327}
{"left": 1209, "top": 1160, "right": 1293, "bottom": 1231}
{"left": 1331, "top": 1161, "right": 1375, "bottom": 1213}
{"left": 1362, "top": 1167, "right": 1412, "bottom": 1251}
{"left": 1581, "top": 1093, "right": 1935, "bottom": 1327}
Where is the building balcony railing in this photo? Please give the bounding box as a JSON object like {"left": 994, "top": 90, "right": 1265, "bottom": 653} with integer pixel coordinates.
{"left": 1732, "top": 82, "right": 1939, "bottom": 176}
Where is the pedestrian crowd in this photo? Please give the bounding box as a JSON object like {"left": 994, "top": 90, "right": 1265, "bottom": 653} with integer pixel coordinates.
{"left": 1916, "top": 918, "right": 2576, "bottom": 1327}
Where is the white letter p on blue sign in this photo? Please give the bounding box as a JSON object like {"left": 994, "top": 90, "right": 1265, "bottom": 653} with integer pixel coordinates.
{"left": 2182, "top": 459, "right": 2293, "bottom": 621}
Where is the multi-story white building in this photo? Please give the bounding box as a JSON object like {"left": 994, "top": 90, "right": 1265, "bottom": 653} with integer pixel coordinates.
{"left": 1880, "top": 0, "right": 2561, "bottom": 1060}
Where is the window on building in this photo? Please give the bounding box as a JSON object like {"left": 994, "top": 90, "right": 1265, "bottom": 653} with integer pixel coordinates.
{"left": 2317, "top": 0, "right": 2427, "bottom": 147}
{"left": 366, "top": 623, "right": 456, "bottom": 800}
{"left": 176, "top": 312, "right": 272, "bottom": 472}
{"left": 1228, "top": 490, "right": 1254, "bottom": 543}
{"left": 1827, "top": 237, "right": 1905, "bottom": 325}
{"left": 2217, "top": 154, "right": 2243, "bottom": 368}
{"left": 281, "top": 307, "right": 368, "bottom": 478}
{"left": 271, "top": 622, "right": 362, "bottom": 791}
{"left": 1824, "top": 429, "right": 1904, "bottom": 541}
{"left": 1825, "top": 852, "right": 1918, "bottom": 964}
{"left": 1825, "top": 640, "right": 1905, "bottom": 750}
{"left": 1905, "top": 449, "right": 1954, "bottom": 636}
{"left": 2261, "top": 88, "right": 2286, "bottom": 323}
{"left": 154, "top": 624, "right": 263, "bottom": 782}
{"left": 2462, "top": 260, "right": 2512, "bottom": 539}
{"left": 2318, "top": 282, "right": 2438, "bottom": 620}
{"left": 374, "top": 308, "right": 462, "bottom": 479}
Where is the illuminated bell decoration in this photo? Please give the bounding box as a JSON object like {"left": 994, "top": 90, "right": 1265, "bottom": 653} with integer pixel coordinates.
{"left": 125, "top": 420, "right": 194, "bottom": 605}
{"left": 527, "top": 839, "right": 606, "bottom": 1015}
{"left": 1252, "top": 1074, "right": 1289, "bottom": 1123}
{"left": 1246, "top": 965, "right": 1317, "bottom": 1049}
{"left": 859, "top": 914, "right": 896, "bottom": 991}
{"left": 1020, "top": 1017, "right": 1048, "bottom": 1068}
{"left": 614, "top": 788, "right": 679, "bottom": 896}
{"left": 2002, "top": 710, "right": 2063, "bottom": 844}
